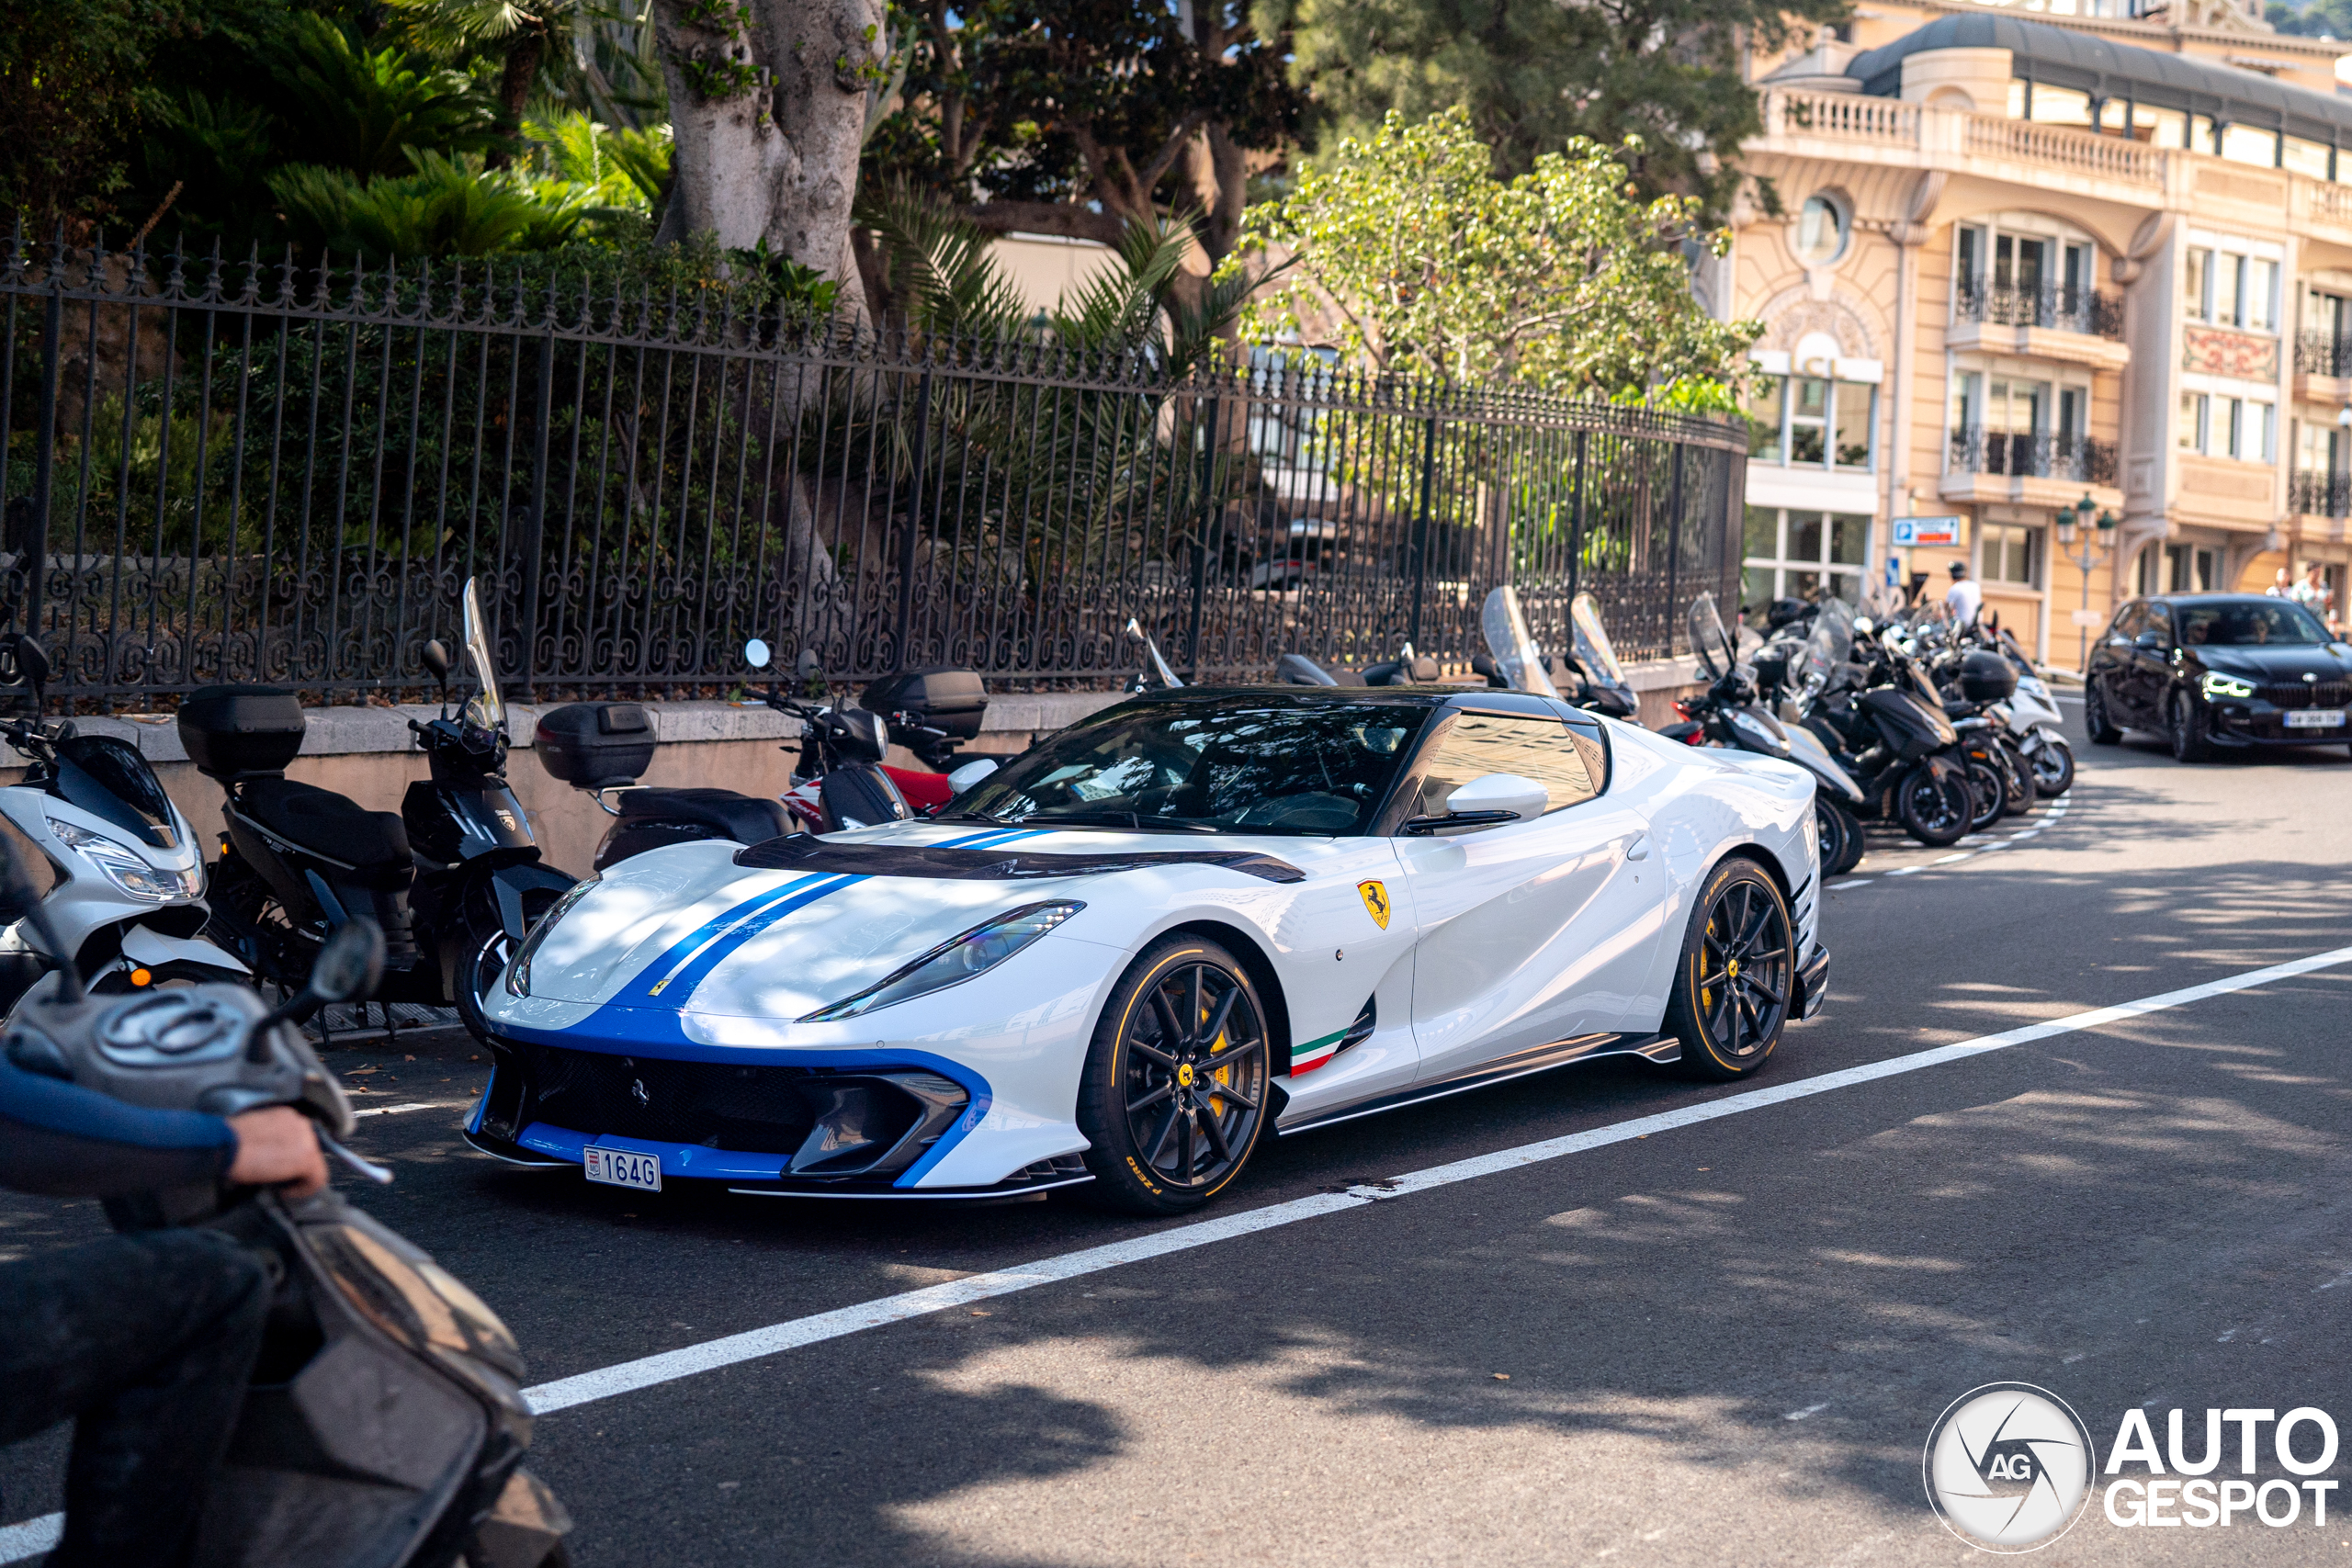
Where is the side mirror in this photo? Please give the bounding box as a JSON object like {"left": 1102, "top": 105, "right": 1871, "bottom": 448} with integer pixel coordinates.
{"left": 1401, "top": 773, "right": 1547, "bottom": 834}
{"left": 945, "top": 757, "right": 1001, "bottom": 794}
{"left": 421, "top": 638, "right": 452, "bottom": 689}
{"left": 795, "top": 648, "right": 822, "bottom": 681}
{"left": 744, "top": 637, "right": 773, "bottom": 671}
{"left": 1277, "top": 652, "right": 1338, "bottom": 687}
{"left": 2134, "top": 631, "right": 2166, "bottom": 651}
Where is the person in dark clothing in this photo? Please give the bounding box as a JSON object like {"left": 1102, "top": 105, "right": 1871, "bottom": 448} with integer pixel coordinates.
{"left": 0, "top": 1050, "right": 326, "bottom": 1566}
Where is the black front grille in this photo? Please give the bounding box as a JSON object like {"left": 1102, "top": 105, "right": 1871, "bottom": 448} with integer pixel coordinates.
{"left": 2255, "top": 681, "right": 2351, "bottom": 709}
{"left": 509, "top": 1043, "right": 963, "bottom": 1168}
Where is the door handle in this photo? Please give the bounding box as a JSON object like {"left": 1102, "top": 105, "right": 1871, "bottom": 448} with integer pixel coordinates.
{"left": 1625, "top": 835, "right": 1651, "bottom": 861}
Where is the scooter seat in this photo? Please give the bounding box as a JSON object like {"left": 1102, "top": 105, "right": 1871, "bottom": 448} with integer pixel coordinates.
{"left": 616, "top": 787, "right": 794, "bottom": 846}
{"left": 237, "top": 778, "right": 413, "bottom": 874}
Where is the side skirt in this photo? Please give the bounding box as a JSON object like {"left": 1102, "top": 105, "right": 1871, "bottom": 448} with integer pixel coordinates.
{"left": 1276, "top": 1032, "right": 1680, "bottom": 1138}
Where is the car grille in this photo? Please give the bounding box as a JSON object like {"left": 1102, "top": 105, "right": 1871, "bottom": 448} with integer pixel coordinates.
{"left": 2255, "top": 680, "right": 2352, "bottom": 708}
{"left": 508, "top": 1042, "right": 966, "bottom": 1173}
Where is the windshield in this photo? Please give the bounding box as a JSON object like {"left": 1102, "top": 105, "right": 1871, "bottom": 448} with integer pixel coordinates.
{"left": 1798, "top": 598, "right": 1853, "bottom": 699}
{"left": 460, "top": 579, "right": 505, "bottom": 730}
{"left": 51, "top": 735, "right": 177, "bottom": 848}
{"left": 1480, "top": 586, "right": 1562, "bottom": 701}
{"left": 1568, "top": 593, "right": 1632, "bottom": 694}
{"left": 2177, "top": 601, "right": 2332, "bottom": 648}
{"left": 954, "top": 697, "right": 1431, "bottom": 836}
{"left": 1687, "top": 592, "right": 1736, "bottom": 677}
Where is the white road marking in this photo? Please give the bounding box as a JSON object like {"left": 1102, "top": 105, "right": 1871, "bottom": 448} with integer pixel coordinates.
{"left": 352, "top": 1100, "right": 469, "bottom": 1119}
{"left": 1784, "top": 1403, "right": 1832, "bottom": 1422}
{"left": 1930, "top": 852, "right": 1973, "bottom": 865}
{"left": 1883, "top": 866, "right": 1925, "bottom": 877}
{"left": 1834, "top": 791, "right": 2073, "bottom": 891}
{"left": 12, "top": 870, "right": 2327, "bottom": 1566}
{"left": 1838, "top": 878, "right": 1873, "bottom": 887}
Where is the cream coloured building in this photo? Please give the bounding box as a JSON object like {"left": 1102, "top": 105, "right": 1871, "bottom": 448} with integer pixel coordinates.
{"left": 1729, "top": 4, "right": 2352, "bottom": 664}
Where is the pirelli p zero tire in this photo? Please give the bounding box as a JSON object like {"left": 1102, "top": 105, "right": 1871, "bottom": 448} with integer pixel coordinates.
{"left": 1665, "top": 858, "right": 1795, "bottom": 1082}
{"left": 1076, "top": 935, "right": 1272, "bottom": 1215}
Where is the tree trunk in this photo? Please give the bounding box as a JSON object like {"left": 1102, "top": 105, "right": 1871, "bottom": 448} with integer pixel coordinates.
{"left": 483, "top": 26, "right": 548, "bottom": 171}
{"left": 654, "top": 0, "right": 883, "bottom": 333}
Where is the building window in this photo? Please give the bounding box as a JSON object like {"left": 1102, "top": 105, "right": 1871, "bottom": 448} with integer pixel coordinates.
{"left": 2186, "top": 248, "right": 2211, "bottom": 321}
{"left": 1982, "top": 522, "right": 2041, "bottom": 588}
{"left": 1742, "top": 508, "right": 1871, "bottom": 610}
{"left": 2185, "top": 245, "right": 2278, "bottom": 330}
{"left": 1793, "top": 195, "right": 1849, "bottom": 265}
{"left": 2179, "top": 393, "right": 2276, "bottom": 460}
{"left": 2220, "top": 121, "right": 2281, "bottom": 170}
{"left": 1743, "top": 375, "right": 1873, "bottom": 471}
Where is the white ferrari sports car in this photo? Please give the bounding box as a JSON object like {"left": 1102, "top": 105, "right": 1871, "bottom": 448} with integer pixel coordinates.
{"left": 469, "top": 686, "right": 1828, "bottom": 1213}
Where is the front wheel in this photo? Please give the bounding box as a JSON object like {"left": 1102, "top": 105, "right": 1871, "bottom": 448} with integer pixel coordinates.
{"left": 1818, "top": 796, "right": 1864, "bottom": 876}
{"left": 2168, "top": 691, "right": 2213, "bottom": 763}
{"left": 455, "top": 888, "right": 565, "bottom": 1043}
{"left": 1666, "top": 858, "right": 1796, "bottom": 1080}
{"left": 2084, "top": 682, "right": 2122, "bottom": 745}
{"left": 1997, "top": 739, "right": 2037, "bottom": 816}
{"left": 1894, "top": 765, "right": 1971, "bottom": 847}
{"left": 1076, "top": 936, "right": 1272, "bottom": 1214}
{"left": 2028, "top": 733, "right": 2075, "bottom": 796}
{"left": 1963, "top": 758, "right": 2006, "bottom": 832}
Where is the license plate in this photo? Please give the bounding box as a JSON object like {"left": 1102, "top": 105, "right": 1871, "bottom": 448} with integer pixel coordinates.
{"left": 2286, "top": 708, "right": 2346, "bottom": 729}
{"left": 583, "top": 1146, "right": 662, "bottom": 1191}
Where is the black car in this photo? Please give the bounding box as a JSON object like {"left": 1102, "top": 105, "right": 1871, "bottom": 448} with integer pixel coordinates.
{"left": 2084, "top": 592, "right": 2352, "bottom": 761}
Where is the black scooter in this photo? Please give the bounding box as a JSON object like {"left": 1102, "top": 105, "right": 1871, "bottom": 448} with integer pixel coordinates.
{"left": 535, "top": 639, "right": 920, "bottom": 872}
{"left": 184, "top": 581, "right": 579, "bottom": 1042}
{"left": 0, "top": 868, "right": 571, "bottom": 1566}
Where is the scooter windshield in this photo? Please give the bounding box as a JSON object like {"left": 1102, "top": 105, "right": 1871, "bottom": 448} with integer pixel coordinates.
{"left": 1797, "top": 599, "right": 1854, "bottom": 701}
{"left": 1687, "top": 592, "right": 1736, "bottom": 679}
{"left": 1568, "top": 592, "right": 1634, "bottom": 700}
{"left": 459, "top": 580, "right": 505, "bottom": 732}
{"left": 1479, "top": 586, "right": 1562, "bottom": 701}
{"left": 52, "top": 735, "right": 178, "bottom": 849}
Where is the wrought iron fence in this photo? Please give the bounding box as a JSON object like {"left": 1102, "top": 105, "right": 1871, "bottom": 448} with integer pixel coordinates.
{"left": 2296, "top": 331, "right": 2352, "bottom": 378}
{"left": 0, "top": 229, "right": 1747, "bottom": 705}
{"left": 1947, "top": 426, "right": 2118, "bottom": 486}
{"left": 1954, "top": 281, "right": 2124, "bottom": 340}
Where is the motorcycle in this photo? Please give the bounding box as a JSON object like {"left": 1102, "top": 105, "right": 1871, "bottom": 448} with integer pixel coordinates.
{"left": 184, "top": 581, "right": 580, "bottom": 1043}
{"left": 536, "top": 641, "right": 984, "bottom": 871}
{"left": 1779, "top": 598, "right": 1978, "bottom": 848}
{"left": 0, "top": 635, "right": 248, "bottom": 1011}
{"left": 1986, "top": 626, "right": 2077, "bottom": 796}
{"left": 1669, "top": 593, "right": 1871, "bottom": 875}
{"left": 0, "top": 869, "right": 571, "bottom": 1566}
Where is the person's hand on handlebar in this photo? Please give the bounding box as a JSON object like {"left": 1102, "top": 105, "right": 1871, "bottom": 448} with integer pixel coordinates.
{"left": 226, "top": 1106, "right": 329, "bottom": 1197}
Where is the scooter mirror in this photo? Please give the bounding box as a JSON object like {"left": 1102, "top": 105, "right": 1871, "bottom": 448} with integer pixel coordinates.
{"left": 310, "top": 919, "right": 387, "bottom": 1006}
{"left": 421, "top": 638, "right": 452, "bottom": 687}
{"left": 795, "top": 648, "right": 822, "bottom": 682}
{"left": 744, "top": 638, "right": 773, "bottom": 671}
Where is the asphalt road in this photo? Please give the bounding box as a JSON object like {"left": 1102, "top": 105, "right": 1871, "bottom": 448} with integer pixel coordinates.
{"left": 9, "top": 701, "right": 2352, "bottom": 1564}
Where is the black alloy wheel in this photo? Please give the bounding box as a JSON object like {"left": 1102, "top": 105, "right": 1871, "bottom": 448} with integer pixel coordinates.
{"left": 2167, "top": 689, "right": 2213, "bottom": 764}
{"left": 1996, "top": 739, "right": 2037, "bottom": 816}
{"left": 2029, "top": 735, "right": 2076, "bottom": 796}
{"left": 1077, "top": 936, "right": 1272, "bottom": 1213}
{"left": 1667, "top": 858, "right": 1796, "bottom": 1080}
{"left": 2084, "top": 682, "right": 2122, "bottom": 744}
{"left": 1963, "top": 757, "right": 2006, "bottom": 832}
{"left": 1894, "top": 765, "right": 1970, "bottom": 847}
{"left": 456, "top": 888, "right": 565, "bottom": 1043}
{"left": 1813, "top": 798, "right": 1853, "bottom": 880}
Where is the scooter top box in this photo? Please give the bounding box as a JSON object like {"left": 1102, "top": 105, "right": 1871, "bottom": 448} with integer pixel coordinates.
{"left": 861, "top": 668, "right": 988, "bottom": 741}
{"left": 177, "top": 685, "right": 306, "bottom": 779}
{"left": 534, "top": 702, "right": 658, "bottom": 787}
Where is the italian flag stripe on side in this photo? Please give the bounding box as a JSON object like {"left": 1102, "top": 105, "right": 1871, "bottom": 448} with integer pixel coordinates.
{"left": 1289, "top": 1026, "right": 1350, "bottom": 1077}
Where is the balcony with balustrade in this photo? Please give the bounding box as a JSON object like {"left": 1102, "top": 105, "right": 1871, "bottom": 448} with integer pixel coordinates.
{"left": 1941, "top": 426, "right": 2121, "bottom": 510}
{"left": 2291, "top": 468, "right": 2352, "bottom": 529}
{"left": 2294, "top": 333, "right": 2352, "bottom": 404}
{"left": 1949, "top": 282, "right": 2131, "bottom": 372}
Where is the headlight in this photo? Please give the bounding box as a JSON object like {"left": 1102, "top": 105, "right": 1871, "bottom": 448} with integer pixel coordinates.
{"left": 2200, "top": 672, "right": 2256, "bottom": 700}
{"left": 48, "top": 818, "right": 200, "bottom": 902}
{"left": 801, "top": 901, "right": 1082, "bottom": 1022}
{"left": 504, "top": 877, "right": 599, "bottom": 998}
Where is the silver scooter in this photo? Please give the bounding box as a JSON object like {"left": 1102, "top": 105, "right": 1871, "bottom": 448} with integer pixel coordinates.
{"left": 0, "top": 634, "right": 244, "bottom": 1011}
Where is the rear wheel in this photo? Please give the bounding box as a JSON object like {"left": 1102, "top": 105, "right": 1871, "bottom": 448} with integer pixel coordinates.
{"left": 1666, "top": 858, "right": 1795, "bottom": 1080}
{"left": 1077, "top": 937, "right": 1272, "bottom": 1214}
{"left": 2084, "top": 682, "right": 2122, "bottom": 745}
{"left": 1817, "top": 797, "right": 1864, "bottom": 876}
{"left": 1963, "top": 758, "right": 2006, "bottom": 832}
{"left": 2029, "top": 734, "right": 2075, "bottom": 795}
{"left": 2167, "top": 690, "right": 2212, "bottom": 763}
{"left": 1894, "top": 766, "right": 1970, "bottom": 847}
{"left": 1996, "top": 739, "right": 2037, "bottom": 816}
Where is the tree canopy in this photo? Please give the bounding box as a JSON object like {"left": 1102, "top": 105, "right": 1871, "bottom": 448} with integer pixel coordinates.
{"left": 1260, "top": 0, "right": 1845, "bottom": 211}
{"left": 1233, "top": 107, "right": 1758, "bottom": 400}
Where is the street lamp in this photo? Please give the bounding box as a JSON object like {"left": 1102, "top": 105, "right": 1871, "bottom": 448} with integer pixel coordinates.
{"left": 2053, "top": 491, "right": 2117, "bottom": 674}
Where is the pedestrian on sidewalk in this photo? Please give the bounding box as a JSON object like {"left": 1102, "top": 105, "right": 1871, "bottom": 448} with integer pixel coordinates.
{"left": 1943, "top": 560, "right": 1982, "bottom": 628}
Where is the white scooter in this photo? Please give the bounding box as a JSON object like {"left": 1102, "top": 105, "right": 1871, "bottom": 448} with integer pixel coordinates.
{"left": 0, "top": 635, "right": 244, "bottom": 1010}
{"left": 1991, "top": 630, "right": 2076, "bottom": 796}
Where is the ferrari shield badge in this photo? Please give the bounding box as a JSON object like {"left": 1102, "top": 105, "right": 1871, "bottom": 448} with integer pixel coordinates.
{"left": 1358, "top": 879, "right": 1391, "bottom": 931}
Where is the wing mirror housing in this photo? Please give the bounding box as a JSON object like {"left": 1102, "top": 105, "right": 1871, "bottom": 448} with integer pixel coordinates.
{"left": 945, "top": 757, "right": 1001, "bottom": 794}
{"left": 1400, "top": 773, "right": 1547, "bottom": 835}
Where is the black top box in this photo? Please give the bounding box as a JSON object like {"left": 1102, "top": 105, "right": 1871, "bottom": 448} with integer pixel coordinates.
{"left": 535, "top": 703, "right": 656, "bottom": 787}
{"left": 861, "top": 668, "right": 988, "bottom": 741}
{"left": 178, "top": 686, "right": 306, "bottom": 780}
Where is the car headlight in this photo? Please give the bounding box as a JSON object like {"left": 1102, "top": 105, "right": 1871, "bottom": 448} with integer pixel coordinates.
{"left": 47, "top": 818, "right": 200, "bottom": 902}
{"left": 2200, "top": 672, "right": 2256, "bottom": 701}
{"left": 504, "top": 877, "right": 600, "bottom": 998}
{"left": 800, "top": 901, "right": 1083, "bottom": 1022}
